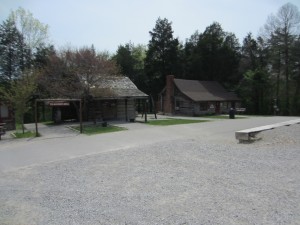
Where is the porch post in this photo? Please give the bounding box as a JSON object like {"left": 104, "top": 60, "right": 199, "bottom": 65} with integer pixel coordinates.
{"left": 144, "top": 99, "right": 147, "bottom": 123}
{"left": 125, "top": 99, "right": 128, "bottom": 121}
{"left": 80, "top": 99, "right": 83, "bottom": 134}
{"left": 35, "top": 100, "right": 38, "bottom": 137}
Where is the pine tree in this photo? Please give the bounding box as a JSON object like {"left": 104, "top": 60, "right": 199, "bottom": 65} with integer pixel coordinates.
{"left": 263, "top": 3, "right": 300, "bottom": 115}
{"left": 0, "top": 18, "right": 28, "bottom": 83}
{"left": 183, "top": 22, "right": 240, "bottom": 85}
{"left": 145, "top": 18, "right": 180, "bottom": 96}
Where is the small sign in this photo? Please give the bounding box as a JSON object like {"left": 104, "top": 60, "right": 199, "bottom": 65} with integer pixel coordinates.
{"left": 47, "top": 101, "right": 70, "bottom": 107}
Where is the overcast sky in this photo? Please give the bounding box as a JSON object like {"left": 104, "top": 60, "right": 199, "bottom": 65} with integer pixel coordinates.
{"left": 1, "top": 0, "right": 300, "bottom": 53}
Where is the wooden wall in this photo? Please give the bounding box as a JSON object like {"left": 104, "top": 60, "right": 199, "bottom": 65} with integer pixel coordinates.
{"left": 117, "top": 99, "right": 136, "bottom": 121}
{"left": 90, "top": 99, "right": 136, "bottom": 121}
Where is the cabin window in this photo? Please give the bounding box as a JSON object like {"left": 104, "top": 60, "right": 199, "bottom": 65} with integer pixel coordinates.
{"left": 0, "top": 104, "right": 9, "bottom": 118}
{"left": 175, "top": 100, "right": 180, "bottom": 111}
{"left": 199, "top": 102, "right": 208, "bottom": 111}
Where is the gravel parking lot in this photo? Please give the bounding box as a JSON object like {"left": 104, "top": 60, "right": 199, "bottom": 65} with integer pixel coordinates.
{"left": 0, "top": 121, "right": 299, "bottom": 224}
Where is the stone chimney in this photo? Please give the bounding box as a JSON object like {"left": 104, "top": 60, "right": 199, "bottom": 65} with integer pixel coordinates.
{"left": 164, "top": 75, "right": 174, "bottom": 114}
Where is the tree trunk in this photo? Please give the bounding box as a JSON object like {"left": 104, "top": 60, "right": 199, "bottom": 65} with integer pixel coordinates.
{"left": 22, "top": 115, "right": 25, "bottom": 134}
{"left": 284, "top": 35, "right": 290, "bottom": 115}
{"left": 276, "top": 51, "right": 281, "bottom": 105}
{"left": 293, "top": 77, "right": 300, "bottom": 115}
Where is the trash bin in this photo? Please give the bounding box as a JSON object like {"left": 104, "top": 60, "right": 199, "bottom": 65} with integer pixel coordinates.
{"left": 229, "top": 108, "right": 235, "bottom": 119}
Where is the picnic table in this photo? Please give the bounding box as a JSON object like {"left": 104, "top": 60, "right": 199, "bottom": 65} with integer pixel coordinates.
{"left": 0, "top": 123, "right": 6, "bottom": 140}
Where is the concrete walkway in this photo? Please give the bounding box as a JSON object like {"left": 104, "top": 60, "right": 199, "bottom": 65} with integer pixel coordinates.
{"left": 0, "top": 116, "right": 299, "bottom": 172}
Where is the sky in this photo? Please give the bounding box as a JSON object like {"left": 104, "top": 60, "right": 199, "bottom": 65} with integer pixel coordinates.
{"left": 1, "top": 0, "right": 300, "bottom": 53}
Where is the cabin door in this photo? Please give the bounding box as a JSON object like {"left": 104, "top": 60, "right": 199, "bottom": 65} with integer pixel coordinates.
{"left": 215, "top": 102, "right": 221, "bottom": 114}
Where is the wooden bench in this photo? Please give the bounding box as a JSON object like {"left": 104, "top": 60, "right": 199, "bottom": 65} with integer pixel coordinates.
{"left": 235, "top": 119, "right": 300, "bottom": 142}
{"left": 0, "top": 123, "right": 6, "bottom": 140}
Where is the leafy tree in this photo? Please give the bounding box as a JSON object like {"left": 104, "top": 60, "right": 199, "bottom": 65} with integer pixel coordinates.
{"left": 73, "top": 47, "right": 120, "bottom": 97}
{"left": 9, "top": 7, "right": 49, "bottom": 55}
{"left": 130, "top": 44, "right": 148, "bottom": 93}
{"left": 0, "top": 70, "right": 37, "bottom": 133}
{"left": 39, "top": 46, "right": 120, "bottom": 99}
{"left": 38, "top": 46, "right": 121, "bottom": 120}
{"left": 114, "top": 42, "right": 148, "bottom": 92}
{"left": 145, "top": 17, "right": 180, "bottom": 95}
{"left": 1, "top": 7, "right": 49, "bottom": 92}
{"left": 37, "top": 47, "right": 80, "bottom": 99}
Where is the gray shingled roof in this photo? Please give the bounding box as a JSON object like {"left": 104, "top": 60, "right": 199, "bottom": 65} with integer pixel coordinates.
{"left": 90, "top": 76, "right": 148, "bottom": 99}
{"left": 174, "top": 79, "right": 240, "bottom": 102}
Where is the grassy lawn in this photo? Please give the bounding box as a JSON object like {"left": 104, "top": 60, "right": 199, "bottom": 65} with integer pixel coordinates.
{"left": 12, "top": 124, "right": 38, "bottom": 138}
{"left": 198, "top": 115, "right": 228, "bottom": 119}
{"left": 72, "top": 124, "right": 127, "bottom": 135}
{"left": 146, "top": 118, "right": 209, "bottom": 126}
{"left": 198, "top": 114, "right": 248, "bottom": 119}
{"left": 12, "top": 131, "right": 37, "bottom": 138}
{"left": 42, "top": 121, "right": 56, "bottom": 126}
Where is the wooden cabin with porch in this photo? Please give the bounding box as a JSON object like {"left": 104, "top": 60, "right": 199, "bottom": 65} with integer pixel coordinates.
{"left": 88, "top": 76, "right": 148, "bottom": 122}
{"left": 36, "top": 76, "right": 148, "bottom": 124}
{"left": 159, "top": 75, "right": 240, "bottom": 116}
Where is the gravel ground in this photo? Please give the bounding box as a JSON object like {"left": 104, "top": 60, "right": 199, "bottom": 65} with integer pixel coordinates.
{"left": 0, "top": 125, "right": 299, "bottom": 225}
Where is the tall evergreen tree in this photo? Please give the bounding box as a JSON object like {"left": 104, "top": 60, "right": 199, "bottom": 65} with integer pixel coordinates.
{"left": 33, "top": 44, "right": 55, "bottom": 69}
{"left": 241, "top": 33, "right": 259, "bottom": 71}
{"left": 145, "top": 17, "right": 180, "bottom": 95}
{"left": 263, "top": 3, "right": 300, "bottom": 115}
{"left": 0, "top": 18, "right": 29, "bottom": 83}
{"left": 183, "top": 22, "right": 240, "bottom": 86}
{"left": 114, "top": 43, "right": 136, "bottom": 78}
{"left": 291, "top": 35, "right": 300, "bottom": 115}
{"left": 183, "top": 30, "right": 202, "bottom": 80}
{"left": 238, "top": 69, "right": 271, "bottom": 114}
{"left": 238, "top": 34, "right": 274, "bottom": 115}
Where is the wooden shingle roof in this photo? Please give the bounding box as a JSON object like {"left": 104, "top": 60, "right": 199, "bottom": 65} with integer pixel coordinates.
{"left": 90, "top": 76, "right": 148, "bottom": 99}
{"left": 174, "top": 79, "right": 240, "bottom": 102}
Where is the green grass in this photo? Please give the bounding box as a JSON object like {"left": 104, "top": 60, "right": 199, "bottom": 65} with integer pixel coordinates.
{"left": 42, "top": 121, "right": 56, "bottom": 126}
{"left": 72, "top": 124, "right": 127, "bottom": 135}
{"left": 12, "top": 131, "right": 37, "bottom": 138}
{"left": 198, "top": 115, "right": 228, "bottom": 119}
{"left": 13, "top": 123, "right": 39, "bottom": 138}
{"left": 198, "top": 114, "right": 248, "bottom": 119}
{"left": 16, "top": 123, "right": 23, "bottom": 130}
{"left": 146, "top": 119, "right": 209, "bottom": 126}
